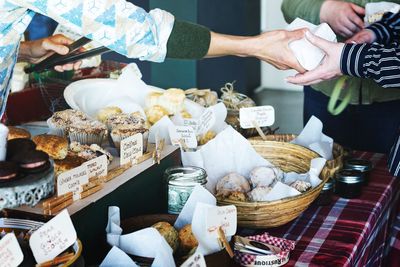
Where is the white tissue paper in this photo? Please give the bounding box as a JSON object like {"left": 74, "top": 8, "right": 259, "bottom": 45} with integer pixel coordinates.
{"left": 287, "top": 18, "right": 337, "bottom": 70}
{"left": 148, "top": 116, "right": 175, "bottom": 144}
{"left": 104, "top": 206, "right": 175, "bottom": 267}
{"left": 284, "top": 157, "right": 327, "bottom": 188}
{"left": 100, "top": 246, "right": 138, "bottom": 267}
{"left": 365, "top": 2, "right": 400, "bottom": 26}
{"left": 262, "top": 182, "right": 301, "bottom": 201}
{"left": 0, "top": 124, "right": 9, "bottom": 161}
{"left": 291, "top": 116, "right": 333, "bottom": 160}
{"left": 182, "top": 126, "right": 273, "bottom": 193}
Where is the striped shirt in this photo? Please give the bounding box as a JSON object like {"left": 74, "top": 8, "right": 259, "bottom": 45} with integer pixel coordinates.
{"left": 0, "top": 0, "right": 174, "bottom": 117}
{"left": 340, "top": 11, "right": 400, "bottom": 177}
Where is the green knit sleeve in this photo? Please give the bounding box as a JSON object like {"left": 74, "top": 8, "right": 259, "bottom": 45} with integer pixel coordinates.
{"left": 166, "top": 20, "right": 211, "bottom": 60}
{"left": 281, "top": 0, "right": 325, "bottom": 25}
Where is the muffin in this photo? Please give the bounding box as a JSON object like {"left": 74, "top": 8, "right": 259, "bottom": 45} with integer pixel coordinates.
{"left": 105, "top": 113, "right": 146, "bottom": 131}
{"left": 178, "top": 224, "right": 198, "bottom": 255}
{"left": 145, "top": 105, "right": 169, "bottom": 125}
{"left": 110, "top": 125, "right": 149, "bottom": 153}
{"left": 152, "top": 222, "right": 179, "bottom": 252}
{"left": 47, "top": 109, "right": 88, "bottom": 137}
{"left": 68, "top": 120, "right": 107, "bottom": 145}
{"left": 96, "top": 106, "right": 123, "bottom": 123}
{"left": 32, "top": 134, "right": 68, "bottom": 160}
{"left": 7, "top": 126, "right": 31, "bottom": 140}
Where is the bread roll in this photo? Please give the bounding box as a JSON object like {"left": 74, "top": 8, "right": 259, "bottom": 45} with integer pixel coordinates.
{"left": 32, "top": 134, "right": 68, "bottom": 160}
{"left": 152, "top": 222, "right": 179, "bottom": 252}
{"left": 178, "top": 224, "right": 198, "bottom": 255}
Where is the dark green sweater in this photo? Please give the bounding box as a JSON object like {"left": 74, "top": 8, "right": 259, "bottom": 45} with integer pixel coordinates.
{"left": 166, "top": 20, "right": 211, "bottom": 60}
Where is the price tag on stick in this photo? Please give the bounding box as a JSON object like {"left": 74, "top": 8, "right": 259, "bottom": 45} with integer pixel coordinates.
{"left": 83, "top": 155, "right": 108, "bottom": 178}
{"left": 239, "top": 106, "right": 275, "bottom": 129}
{"left": 120, "top": 133, "right": 143, "bottom": 165}
{"left": 57, "top": 165, "right": 89, "bottom": 201}
{"left": 169, "top": 126, "right": 197, "bottom": 149}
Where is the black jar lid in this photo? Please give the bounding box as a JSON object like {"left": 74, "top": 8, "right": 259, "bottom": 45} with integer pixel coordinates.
{"left": 344, "top": 158, "right": 372, "bottom": 172}
{"left": 336, "top": 169, "right": 364, "bottom": 184}
{"left": 323, "top": 178, "right": 334, "bottom": 190}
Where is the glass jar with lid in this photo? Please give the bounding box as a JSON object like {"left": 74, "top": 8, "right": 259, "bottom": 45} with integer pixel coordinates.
{"left": 164, "top": 166, "right": 207, "bottom": 214}
{"left": 335, "top": 169, "right": 365, "bottom": 199}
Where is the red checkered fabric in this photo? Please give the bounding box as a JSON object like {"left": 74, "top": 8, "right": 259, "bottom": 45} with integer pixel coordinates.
{"left": 238, "top": 152, "right": 400, "bottom": 267}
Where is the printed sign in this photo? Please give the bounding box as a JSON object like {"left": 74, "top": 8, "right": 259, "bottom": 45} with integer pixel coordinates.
{"left": 183, "top": 119, "right": 198, "bottom": 130}
{"left": 29, "top": 210, "right": 77, "bottom": 264}
{"left": 120, "top": 133, "right": 143, "bottom": 165}
{"left": 0, "top": 233, "right": 24, "bottom": 267}
{"left": 206, "top": 205, "right": 237, "bottom": 238}
{"left": 57, "top": 166, "right": 89, "bottom": 201}
{"left": 169, "top": 126, "right": 197, "bottom": 149}
{"left": 180, "top": 252, "right": 206, "bottom": 267}
{"left": 83, "top": 155, "right": 108, "bottom": 178}
{"left": 197, "top": 108, "right": 216, "bottom": 134}
{"left": 239, "top": 106, "right": 275, "bottom": 129}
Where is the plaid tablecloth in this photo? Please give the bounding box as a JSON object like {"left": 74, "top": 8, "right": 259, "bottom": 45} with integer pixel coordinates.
{"left": 240, "top": 152, "right": 400, "bottom": 267}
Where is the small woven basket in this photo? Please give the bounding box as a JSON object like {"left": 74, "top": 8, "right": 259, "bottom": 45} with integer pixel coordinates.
{"left": 217, "top": 141, "right": 330, "bottom": 228}
{"left": 250, "top": 134, "right": 344, "bottom": 178}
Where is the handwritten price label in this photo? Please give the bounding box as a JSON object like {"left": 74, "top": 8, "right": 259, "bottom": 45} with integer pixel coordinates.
{"left": 29, "top": 210, "right": 77, "bottom": 264}
{"left": 239, "top": 106, "right": 275, "bottom": 129}
{"left": 120, "top": 133, "right": 143, "bottom": 165}
{"left": 57, "top": 166, "right": 89, "bottom": 201}
{"left": 0, "top": 233, "right": 23, "bottom": 267}
{"left": 197, "top": 108, "right": 216, "bottom": 134}
{"left": 206, "top": 205, "right": 237, "bottom": 238}
{"left": 180, "top": 252, "right": 206, "bottom": 267}
{"left": 169, "top": 126, "right": 197, "bottom": 149}
{"left": 83, "top": 155, "right": 108, "bottom": 178}
{"left": 183, "top": 119, "right": 198, "bottom": 130}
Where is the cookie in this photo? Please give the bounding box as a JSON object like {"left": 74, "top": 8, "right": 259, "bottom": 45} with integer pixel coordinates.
{"left": 0, "top": 161, "right": 19, "bottom": 183}
{"left": 13, "top": 150, "right": 50, "bottom": 173}
{"left": 6, "top": 138, "right": 36, "bottom": 160}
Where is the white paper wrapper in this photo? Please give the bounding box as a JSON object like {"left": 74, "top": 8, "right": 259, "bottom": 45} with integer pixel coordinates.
{"left": 287, "top": 18, "right": 337, "bottom": 70}
{"left": 284, "top": 157, "right": 326, "bottom": 187}
{"left": 100, "top": 246, "right": 138, "bottom": 267}
{"left": 0, "top": 124, "right": 8, "bottom": 161}
{"left": 182, "top": 126, "right": 273, "bottom": 193}
{"left": 148, "top": 116, "right": 175, "bottom": 145}
{"left": 365, "top": 2, "right": 400, "bottom": 26}
{"left": 291, "top": 116, "right": 333, "bottom": 160}
{"left": 105, "top": 206, "right": 175, "bottom": 267}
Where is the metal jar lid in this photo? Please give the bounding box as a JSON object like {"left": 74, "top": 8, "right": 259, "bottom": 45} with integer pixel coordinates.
{"left": 336, "top": 169, "right": 365, "bottom": 184}
{"left": 165, "top": 166, "right": 207, "bottom": 187}
{"left": 322, "top": 178, "right": 334, "bottom": 190}
{"left": 344, "top": 158, "right": 372, "bottom": 172}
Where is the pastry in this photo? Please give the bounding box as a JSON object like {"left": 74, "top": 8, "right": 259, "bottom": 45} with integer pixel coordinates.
{"left": 152, "top": 222, "right": 179, "bottom": 252}
{"left": 0, "top": 161, "right": 19, "bottom": 182}
{"left": 68, "top": 120, "right": 107, "bottom": 145}
{"left": 249, "top": 166, "right": 283, "bottom": 188}
{"left": 197, "top": 131, "right": 216, "bottom": 146}
{"left": 248, "top": 186, "right": 273, "bottom": 202}
{"left": 145, "top": 91, "right": 163, "bottom": 108}
{"left": 54, "top": 155, "right": 87, "bottom": 176}
{"left": 13, "top": 150, "right": 49, "bottom": 173}
{"left": 6, "top": 138, "right": 36, "bottom": 160}
{"left": 7, "top": 126, "right": 31, "bottom": 140}
{"left": 69, "top": 142, "right": 113, "bottom": 164}
{"left": 290, "top": 180, "right": 312, "bottom": 193}
{"left": 145, "top": 105, "right": 169, "bottom": 125}
{"left": 110, "top": 125, "right": 149, "bottom": 153}
{"left": 97, "top": 106, "right": 122, "bottom": 123}
{"left": 47, "top": 109, "right": 88, "bottom": 137}
{"left": 32, "top": 134, "right": 68, "bottom": 160}
{"left": 216, "top": 172, "right": 251, "bottom": 198}
{"left": 161, "top": 88, "right": 186, "bottom": 114}
{"left": 178, "top": 224, "right": 198, "bottom": 255}
{"left": 105, "top": 113, "right": 146, "bottom": 130}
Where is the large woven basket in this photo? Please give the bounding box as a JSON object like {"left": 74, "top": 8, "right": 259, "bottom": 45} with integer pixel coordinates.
{"left": 217, "top": 141, "right": 330, "bottom": 228}
{"left": 249, "top": 134, "right": 344, "bottom": 178}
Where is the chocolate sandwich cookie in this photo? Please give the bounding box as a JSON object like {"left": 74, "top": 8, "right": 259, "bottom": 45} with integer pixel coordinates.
{"left": 6, "top": 138, "right": 36, "bottom": 160}
{"left": 0, "top": 161, "right": 19, "bottom": 183}
{"left": 13, "top": 150, "right": 50, "bottom": 174}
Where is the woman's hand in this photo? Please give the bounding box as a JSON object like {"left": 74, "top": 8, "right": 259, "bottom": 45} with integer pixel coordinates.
{"left": 320, "top": 0, "right": 365, "bottom": 38}
{"left": 286, "top": 31, "right": 344, "bottom": 85}
{"left": 346, "top": 29, "right": 376, "bottom": 44}
{"left": 18, "top": 34, "right": 82, "bottom": 72}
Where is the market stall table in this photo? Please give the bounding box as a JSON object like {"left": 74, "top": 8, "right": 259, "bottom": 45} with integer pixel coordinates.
{"left": 239, "top": 152, "right": 399, "bottom": 267}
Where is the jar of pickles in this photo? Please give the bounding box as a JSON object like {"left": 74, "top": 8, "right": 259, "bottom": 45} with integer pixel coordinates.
{"left": 164, "top": 166, "right": 207, "bottom": 214}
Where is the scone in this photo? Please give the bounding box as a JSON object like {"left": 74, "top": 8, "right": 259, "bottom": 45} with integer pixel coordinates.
{"left": 152, "top": 222, "right": 179, "bottom": 252}
{"left": 145, "top": 91, "right": 163, "bottom": 108}
{"left": 32, "top": 134, "right": 68, "bottom": 160}
{"left": 54, "top": 155, "right": 86, "bottom": 176}
{"left": 97, "top": 106, "right": 122, "bottom": 123}
{"left": 178, "top": 224, "right": 198, "bottom": 255}
{"left": 7, "top": 126, "right": 31, "bottom": 140}
{"left": 145, "top": 105, "right": 169, "bottom": 125}
{"left": 161, "top": 88, "right": 186, "bottom": 114}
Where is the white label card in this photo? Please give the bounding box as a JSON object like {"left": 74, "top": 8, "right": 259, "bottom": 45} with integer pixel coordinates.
{"left": 197, "top": 108, "right": 216, "bottom": 134}
{"left": 183, "top": 119, "right": 198, "bottom": 130}
{"left": 120, "top": 133, "right": 143, "bottom": 166}
{"left": 83, "top": 155, "right": 108, "bottom": 178}
{"left": 180, "top": 252, "right": 206, "bottom": 267}
{"left": 206, "top": 205, "right": 237, "bottom": 238}
{"left": 169, "top": 126, "right": 197, "bottom": 149}
{"left": 57, "top": 166, "right": 89, "bottom": 201}
{"left": 239, "top": 106, "right": 275, "bottom": 129}
{"left": 29, "top": 210, "right": 77, "bottom": 264}
{"left": 0, "top": 233, "right": 24, "bottom": 267}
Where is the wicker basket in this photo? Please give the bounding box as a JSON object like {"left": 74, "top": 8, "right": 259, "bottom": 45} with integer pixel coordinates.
{"left": 217, "top": 141, "right": 330, "bottom": 228}
{"left": 249, "top": 134, "right": 344, "bottom": 178}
